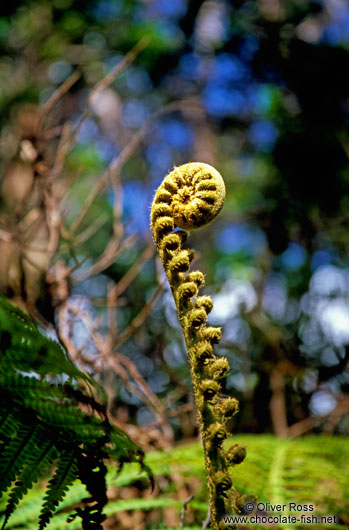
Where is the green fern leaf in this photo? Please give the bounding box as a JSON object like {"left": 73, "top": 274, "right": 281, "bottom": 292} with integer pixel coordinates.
{"left": 0, "top": 374, "right": 66, "bottom": 402}
{"left": 30, "top": 400, "right": 107, "bottom": 442}
{"left": 0, "top": 411, "right": 20, "bottom": 447}
{"left": 0, "top": 423, "right": 44, "bottom": 495}
{"left": 38, "top": 447, "right": 79, "bottom": 530}
{"left": 0, "top": 296, "right": 91, "bottom": 386}
{"left": 1, "top": 440, "right": 58, "bottom": 530}
{"left": 0, "top": 296, "right": 148, "bottom": 530}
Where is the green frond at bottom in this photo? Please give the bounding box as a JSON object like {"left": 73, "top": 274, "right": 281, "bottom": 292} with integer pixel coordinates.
{"left": 1, "top": 435, "right": 347, "bottom": 530}
{"left": 1, "top": 436, "right": 58, "bottom": 530}
{"left": 39, "top": 448, "right": 79, "bottom": 530}
{"left": 0, "top": 422, "right": 44, "bottom": 494}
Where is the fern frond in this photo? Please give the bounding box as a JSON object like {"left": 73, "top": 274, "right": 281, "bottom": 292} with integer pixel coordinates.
{"left": 151, "top": 164, "right": 244, "bottom": 528}
{"left": 27, "top": 400, "right": 104, "bottom": 438}
{"left": 38, "top": 447, "right": 79, "bottom": 530}
{"left": 0, "top": 295, "right": 147, "bottom": 530}
{"left": 2, "top": 435, "right": 346, "bottom": 530}
{"left": 1, "top": 440, "right": 58, "bottom": 530}
{"left": 107, "top": 427, "right": 144, "bottom": 460}
{"left": 0, "top": 410, "right": 20, "bottom": 446}
{"left": 0, "top": 422, "right": 44, "bottom": 495}
{"left": 0, "top": 296, "right": 91, "bottom": 386}
{"left": 0, "top": 374, "right": 66, "bottom": 402}
{"left": 1, "top": 436, "right": 347, "bottom": 530}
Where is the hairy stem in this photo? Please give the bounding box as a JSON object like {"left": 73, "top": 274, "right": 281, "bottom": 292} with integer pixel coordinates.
{"left": 151, "top": 163, "right": 247, "bottom": 529}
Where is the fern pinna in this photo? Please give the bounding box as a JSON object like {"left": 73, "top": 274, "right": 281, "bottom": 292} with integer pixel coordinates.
{"left": 0, "top": 295, "right": 151, "bottom": 530}
{"left": 151, "top": 163, "right": 247, "bottom": 529}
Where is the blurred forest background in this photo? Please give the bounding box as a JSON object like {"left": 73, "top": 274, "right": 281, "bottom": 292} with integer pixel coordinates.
{"left": 0, "top": 0, "right": 349, "bottom": 527}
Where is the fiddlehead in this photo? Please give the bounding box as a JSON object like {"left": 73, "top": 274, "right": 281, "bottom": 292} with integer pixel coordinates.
{"left": 151, "top": 163, "right": 246, "bottom": 529}
{"left": 151, "top": 162, "right": 225, "bottom": 241}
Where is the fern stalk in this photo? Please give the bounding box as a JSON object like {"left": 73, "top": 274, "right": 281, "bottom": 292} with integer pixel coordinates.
{"left": 151, "top": 163, "right": 245, "bottom": 529}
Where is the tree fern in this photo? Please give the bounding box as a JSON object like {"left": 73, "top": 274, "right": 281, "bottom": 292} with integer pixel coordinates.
{"left": 0, "top": 295, "right": 148, "bottom": 529}
{"left": 151, "top": 163, "right": 243, "bottom": 528}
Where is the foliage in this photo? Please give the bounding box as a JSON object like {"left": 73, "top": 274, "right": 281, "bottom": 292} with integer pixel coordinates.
{"left": 0, "top": 295, "right": 150, "bottom": 530}
{"left": 1, "top": 435, "right": 347, "bottom": 529}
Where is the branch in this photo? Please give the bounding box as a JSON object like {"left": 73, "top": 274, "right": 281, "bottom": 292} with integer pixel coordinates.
{"left": 38, "top": 71, "right": 81, "bottom": 129}
{"left": 113, "top": 284, "right": 163, "bottom": 350}
{"left": 73, "top": 36, "right": 150, "bottom": 139}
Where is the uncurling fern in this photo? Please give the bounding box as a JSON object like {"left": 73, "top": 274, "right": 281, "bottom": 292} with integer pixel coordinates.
{"left": 151, "top": 162, "right": 247, "bottom": 529}
{"left": 0, "top": 295, "right": 151, "bottom": 530}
